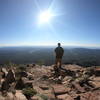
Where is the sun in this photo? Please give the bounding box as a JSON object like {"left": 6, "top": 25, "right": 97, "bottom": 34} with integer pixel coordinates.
{"left": 39, "top": 10, "right": 53, "bottom": 24}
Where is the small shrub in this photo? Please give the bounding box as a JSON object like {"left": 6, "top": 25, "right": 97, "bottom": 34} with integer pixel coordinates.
{"left": 22, "top": 88, "right": 37, "bottom": 99}
{"left": 39, "top": 94, "right": 48, "bottom": 100}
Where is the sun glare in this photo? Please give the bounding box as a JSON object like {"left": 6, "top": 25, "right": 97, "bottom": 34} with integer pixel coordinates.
{"left": 39, "top": 10, "right": 53, "bottom": 24}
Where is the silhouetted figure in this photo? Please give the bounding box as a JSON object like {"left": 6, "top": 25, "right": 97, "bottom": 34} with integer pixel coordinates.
{"left": 55, "top": 43, "right": 64, "bottom": 68}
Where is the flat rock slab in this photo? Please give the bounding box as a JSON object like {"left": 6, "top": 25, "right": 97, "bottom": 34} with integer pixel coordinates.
{"left": 57, "top": 93, "right": 74, "bottom": 100}
{"left": 52, "top": 84, "right": 71, "bottom": 95}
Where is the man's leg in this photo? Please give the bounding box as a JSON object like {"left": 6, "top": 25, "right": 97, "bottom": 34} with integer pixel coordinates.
{"left": 55, "top": 58, "right": 62, "bottom": 68}
{"left": 54, "top": 58, "right": 60, "bottom": 76}
{"left": 59, "top": 59, "right": 62, "bottom": 68}
{"left": 55, "top": 58, "right": 61, "bottom": 68}
{"left": 55, "top": 58, "right": 58, "bottom": 67}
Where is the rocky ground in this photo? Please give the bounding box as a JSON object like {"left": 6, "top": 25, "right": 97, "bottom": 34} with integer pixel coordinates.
{"left": 0, "top": 64, "right": 100, "bottom": 100}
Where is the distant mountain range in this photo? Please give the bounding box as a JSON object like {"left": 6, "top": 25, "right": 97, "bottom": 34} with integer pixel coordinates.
{"left": 0, "top": 46, "right": 100, "bottom": 67}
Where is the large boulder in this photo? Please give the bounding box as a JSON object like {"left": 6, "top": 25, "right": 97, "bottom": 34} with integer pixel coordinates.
{"left": 6, "top": 69, "right": 15, "bottom": 84}
{"left": 15, "top": 78, "right": 25, "bottom": 90}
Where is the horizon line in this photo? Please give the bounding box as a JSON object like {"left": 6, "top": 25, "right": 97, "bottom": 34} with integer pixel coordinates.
{"left": 0, "top": 44, "right": 100, "bottom": 48}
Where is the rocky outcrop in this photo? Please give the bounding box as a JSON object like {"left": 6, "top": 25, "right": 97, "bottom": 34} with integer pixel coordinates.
{"left": 0, "top": 64, "right": 100, "bottom": 100}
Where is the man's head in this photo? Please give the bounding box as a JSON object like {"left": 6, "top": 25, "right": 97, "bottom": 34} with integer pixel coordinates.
{"left": 58, "top": 43, "right": 61, "bottom": 47}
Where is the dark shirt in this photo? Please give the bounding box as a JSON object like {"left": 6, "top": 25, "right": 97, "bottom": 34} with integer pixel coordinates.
{"left": 55, "top": 47, "right": 64, "bottom": 58}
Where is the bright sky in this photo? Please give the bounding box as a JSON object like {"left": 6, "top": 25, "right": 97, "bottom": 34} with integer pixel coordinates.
{"left": 0, "top": 0, "right": 100, "bottom": 47}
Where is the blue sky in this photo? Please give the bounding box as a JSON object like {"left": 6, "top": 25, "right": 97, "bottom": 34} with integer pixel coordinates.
{"left": 0, "top": 0, "right": 100, "bottom": 47}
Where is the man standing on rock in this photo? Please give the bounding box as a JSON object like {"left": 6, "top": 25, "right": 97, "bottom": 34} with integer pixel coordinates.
{"left": 55, "top": 43, "right": 64, "bottom": 68}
